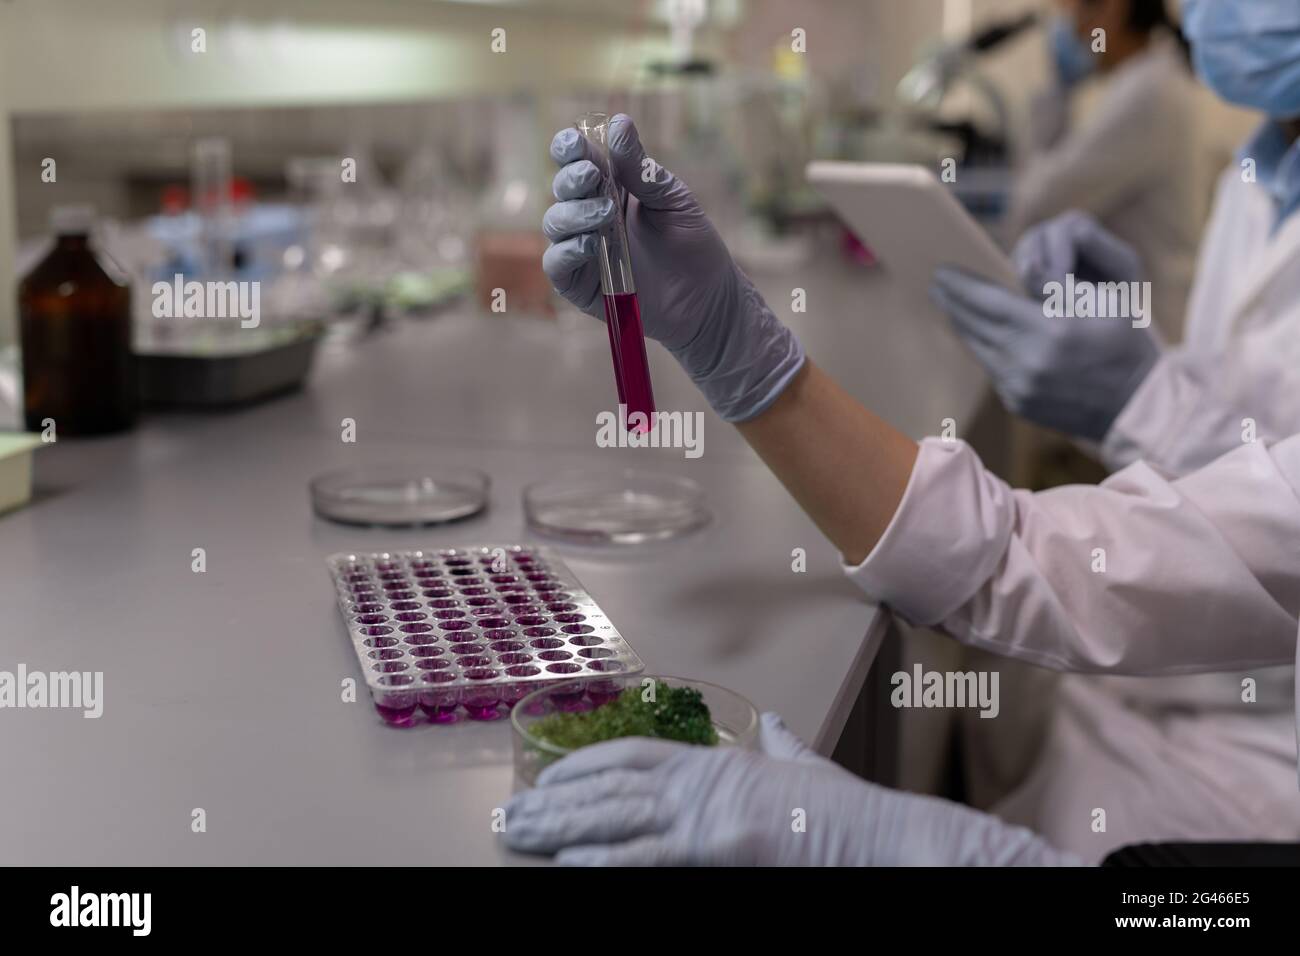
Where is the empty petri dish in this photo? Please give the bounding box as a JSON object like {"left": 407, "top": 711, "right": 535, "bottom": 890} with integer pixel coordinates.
{"left": 311, "top": 465, "right": 489, "bottom": 527}
{"left": 523, "top": 470, "right": 708, "bottom": 544}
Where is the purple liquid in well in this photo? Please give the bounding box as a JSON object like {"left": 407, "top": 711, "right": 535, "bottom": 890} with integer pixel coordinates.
{"left": 551, "top": 687, "right": 589, "bottom": 712}
{"left": 375, "top": 702, "right": 417, "bottom": 726}
{"left": 587, "top": 681, "right": 621, "bottom": 706}
{"left": 419, "top": 682, "right": 459, "bottom": 723}
{"left": 464, "top": 700, "right": 503, "bottom": 721}
{"left": 420, "top": 701, "right": 459, "bottom": 723}
{"left": 602, "top": 292, "right": 655, "bottom": 432}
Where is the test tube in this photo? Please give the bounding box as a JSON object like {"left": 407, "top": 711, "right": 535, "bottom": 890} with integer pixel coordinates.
{"left": 575, "top": 112, "right": 656, "bottom": 432}
{"left": 191, "top": 137, "right": 234, "bottom": 279}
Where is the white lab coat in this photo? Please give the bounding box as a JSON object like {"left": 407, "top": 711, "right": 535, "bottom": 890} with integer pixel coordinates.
{"left": 1008, "top": 35, "right": 1207, "bottom": 342}
{"left": 956, "top": 148, "right": 1300, "bottom": 859}
{"left": 848, "top": 435, "right": 1300, "bottom": 860}
{"left": 1102, "top": 168, "right": 1300, "bottom": 475}
{"left": 1016, "top": 161, "right": 1300, "bottom": 859}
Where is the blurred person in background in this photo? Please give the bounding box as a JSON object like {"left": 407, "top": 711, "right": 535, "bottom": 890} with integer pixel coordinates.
{"left": 1009, "top": 0, "right": 1204, "bottom": 342}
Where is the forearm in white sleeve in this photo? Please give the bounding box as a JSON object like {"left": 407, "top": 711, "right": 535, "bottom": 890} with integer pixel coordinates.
{"left": 1102, "top": 328, "right": 1300, "bottom": 475}
{"left": 847, "top": 437, "right": 1300, "bottom": 675}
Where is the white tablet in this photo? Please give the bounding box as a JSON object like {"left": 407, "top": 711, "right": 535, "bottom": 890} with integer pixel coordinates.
{"left": 806, "top": 161, "right": 1019, "bottom": 296}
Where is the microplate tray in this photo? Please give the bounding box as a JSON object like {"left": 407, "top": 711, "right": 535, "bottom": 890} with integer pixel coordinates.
{"left": 329, "top": 545, "right": 644, "bottom": 726}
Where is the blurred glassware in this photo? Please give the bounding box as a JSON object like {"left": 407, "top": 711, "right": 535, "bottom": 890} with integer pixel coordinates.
{"left": 396, "top": 141, "right": 473, "bottom": 272}
{"left": 475, "top": 96, "right": 553, "bottom": 318}
{"left": 278, "top": 155, "right": 374, "bottom": 345}
{"left": 19, "top": 205, "right": 136, "bottom": 435}
{"left": 192, "top": 137, "right": 235, "bottom": 278}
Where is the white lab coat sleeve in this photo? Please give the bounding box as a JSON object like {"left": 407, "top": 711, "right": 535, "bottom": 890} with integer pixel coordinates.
{"left": 1100, "top": 329, "right": 1300, "bottom": 475}
{"left": 846, "top": 437, "right": 1300, "bottom": 675}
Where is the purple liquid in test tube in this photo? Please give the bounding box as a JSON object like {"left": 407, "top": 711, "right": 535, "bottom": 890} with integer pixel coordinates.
{"left": 577, "top": 112, "right": 656, "bottom": 432}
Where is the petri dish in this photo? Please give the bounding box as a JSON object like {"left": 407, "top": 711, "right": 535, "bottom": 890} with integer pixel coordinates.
{"left": 511, "top": 675, "right": 757, "bottom": 788}
{"left": 311, "top": 465, "right": 488, "bottom": 527}
{"left": 523, "top": 470, "right": 708, "bottom": 544}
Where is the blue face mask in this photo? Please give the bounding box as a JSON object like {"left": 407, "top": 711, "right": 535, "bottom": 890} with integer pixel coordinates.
{"left": 1048, "top": 14, "right": 1096, "bottom": 87}
{"left": 1183, "top": 0, "right": 1300, "bottom": 118}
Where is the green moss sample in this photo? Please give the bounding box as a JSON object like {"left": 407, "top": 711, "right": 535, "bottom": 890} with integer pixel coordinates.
{"left": 529, "top": 684, "right": 719, "bottom": 750}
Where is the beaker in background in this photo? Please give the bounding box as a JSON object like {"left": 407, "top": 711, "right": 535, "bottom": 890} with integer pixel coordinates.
{"left": 475, "top": 96, "right": 553, "bottom": 318}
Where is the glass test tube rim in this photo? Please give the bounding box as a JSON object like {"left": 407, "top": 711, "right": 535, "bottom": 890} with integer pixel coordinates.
{"left": 575, "top": 112, "right": 635, "bottom": 297}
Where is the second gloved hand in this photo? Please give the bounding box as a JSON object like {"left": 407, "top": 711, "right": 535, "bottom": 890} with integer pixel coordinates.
{"left": 1014, "top": 210, "right": 1145, "bottom": 292}
{"left": 930, "top": 212, "right": 1160, "bottom": 443}
{"left": 542, "top": 114, "right": 805, "bottom": 423}
{"left": 504, "top": 712, "right": 1081, "bottom": 866}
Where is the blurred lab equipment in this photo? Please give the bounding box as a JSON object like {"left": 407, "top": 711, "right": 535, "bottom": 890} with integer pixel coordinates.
{"left": 896, "top": 11, "right": 1040, "bottom": 168}
{"left": 266, "top": 154, "right": 394, "bottom": 346}
{"left": 476, "top": 98, "right": 553, "bottom": 318}
{"left": 898, "top": 12, "right": 1041, "bottom": 109}
{"left": 19, "top": 205, "right": 136, "bottom": 435}
{"left": 192, "top": 137, "right": 236, "bottom": 278}
{"left": 322, "top": 142, "right": 404, "bottom": 317}
{"left": 391, "top": 141, "right": 474, "bottom": 314}
{"left": 134, "top": 323, "right": 322, "bottom": 408}
{"left": 271, "top": 156, "right": 349, "bottom": 332}
{"left": 126, "top": 139, "right": 324, "bottom": 407}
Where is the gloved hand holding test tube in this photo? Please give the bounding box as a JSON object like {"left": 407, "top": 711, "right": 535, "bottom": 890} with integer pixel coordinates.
{"left": 575, "top": 112, "right": 655, "bottom": 432}
{"left": 543, "top": 114, "right": 805, "bottom": 425}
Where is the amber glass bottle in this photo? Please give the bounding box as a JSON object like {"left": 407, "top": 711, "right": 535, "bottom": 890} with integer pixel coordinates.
{"left": 19, "top": 206, "right": 136, "bottom": 435}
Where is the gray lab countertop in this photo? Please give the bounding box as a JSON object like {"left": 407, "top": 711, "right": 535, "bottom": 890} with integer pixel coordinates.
{"left": 0, "top": 260, "right": 985, "bottom": 864}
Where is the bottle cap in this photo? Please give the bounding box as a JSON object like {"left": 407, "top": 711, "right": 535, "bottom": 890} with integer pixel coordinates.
{"left": 49, "top": 204, "right": 96, "bottom": 235}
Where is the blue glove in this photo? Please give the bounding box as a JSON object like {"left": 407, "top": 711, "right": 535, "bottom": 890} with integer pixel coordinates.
{"left": 930, "top": 212, "right": 1160, "bottom": 443}
{"left": 503, "top": 712, "right": 1082, "bottom": 866}
{"left": 542, "top": 114, "right": 806, "bottom": 422}
{"left": 1014, "top": 210, "right": 1144, "bottom": 291}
